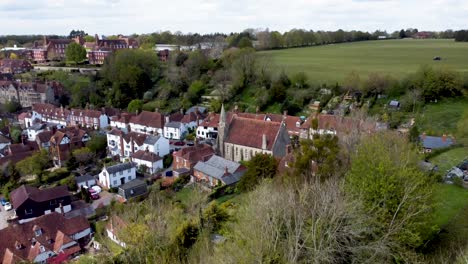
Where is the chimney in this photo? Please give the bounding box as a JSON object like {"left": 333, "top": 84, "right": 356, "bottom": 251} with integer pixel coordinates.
{"left": 224, "top": 166, "right": 229, "bottom": 175}
{"left": 165, "top": 116, "right": 170, "bottom": 124}
{"left": 422, "top": 132, "right": 426, "bottom": 140}
{"left": 256, "top": 106, "right": 259, "bottom": 114}
{"left": 262, "top": 134, "right": 267, "bottom": 150}
{"left": 180, "top": 108, "right": 184, "bottom": 115}
{"left": 43, "top": 35, "right": 48, "bottom": 46}
{"left": 155, "top": 108, "right": 159, "bottom": 113}
{"left": 234, "top": 104, "right": 238, "bottom": 113}
{"left": 442, "top": 134, "right": 447, "bottom": 142}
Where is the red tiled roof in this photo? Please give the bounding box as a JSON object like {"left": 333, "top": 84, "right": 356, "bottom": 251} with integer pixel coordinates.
{"left": 173, "top": 144, "right": 214, "bottom": 163}
{"left": 130, "top": 111, "right": 165, "bottom": 128}
{"left": 132, "top": 150, "right": 162, "bottom": 162}
{"left": 0, "top": 213, "right": 89, "bottom": 263}
{"left": 225, "top": 116, "right": 281, "bottom": 150}
{"left": 122, "top": 132, "right": 147, "bottom": 146}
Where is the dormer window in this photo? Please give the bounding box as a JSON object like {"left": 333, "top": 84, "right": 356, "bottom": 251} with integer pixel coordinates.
{"left": 34, "top": 228, "right": 42, "bottom": 237}
{"left": 39, "top": 245, "right": 45, "bottom": 253}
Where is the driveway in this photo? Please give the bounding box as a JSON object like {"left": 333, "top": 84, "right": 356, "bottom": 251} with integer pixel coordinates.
{"left": 0, "top": 206, "right": 14, "bottom": 230}
{"left": 92, "top": 191, "right": 117, "bottom": 209}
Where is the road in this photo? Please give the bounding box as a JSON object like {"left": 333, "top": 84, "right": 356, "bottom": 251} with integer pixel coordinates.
{"left": 0, "top": 206, "right": 14, "bottom": 230}
{"left": 92, "top": 191, "right": 116, "bottom": 209}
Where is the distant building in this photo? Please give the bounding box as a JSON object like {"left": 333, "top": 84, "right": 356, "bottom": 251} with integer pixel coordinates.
{"left": 0, "top": 81, "right": 64, "bottom": 108}
{"left": 0, "top": 59, "right": 32, "bottom": 74}
{"left": 85, "top": 34, "right": 139, "bottom": 65}
{"left": 420, "top": 133, "right": 454, "bottom": 153}
{"left": 173, "top": 143, "right": 215, "bottom": 173}
{"left": 118, "top": 178, "right": 148, "bottom": 201}
{"left": 49, "top": 127, "right": 91, "bottom": 167}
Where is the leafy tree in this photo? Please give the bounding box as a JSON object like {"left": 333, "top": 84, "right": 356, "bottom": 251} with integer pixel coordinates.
{"left": 69, "top": 30, "right": 87, "bottom": 39}
{"left": 127, "top": 99, "right": 143, "bottom": 114}
{"left": 86, "top": 134, "right": 107, "bottom": 155}
{"left": 269, "top": 80, "right": 286, "bottom": 103}
{"left": 65, "top": 42, "right": 86, "bottom": 64}
{"left": 293, "top": 134, "right": 341, "bottom": 180}
{"left": 399, "top": 29, "right": 407, "bottom": 38}
{"left": 202, "top": 201, "right": 230, "bottom": 231}
{"left": 9, "top": 53, "right": 18, "bottom": 59}
{"left": 185, "top": 80, "right": 206, "bottom": 105}
{"left": 16, "top": 150, "right": 50, "bottom": 177}
{"left": 102, "top": 49, "right": 160, "bottom": 108}
{"left": 10, "top": 128, "right": 22, "bottom": 143}
{"left": 346, "top": 133, "right": 436, "bottom": 256}
{"left": 291, "top": 72, "right": 309, "bottom": 89}
{"left": 83, "top": 35, "right": 95, "bottom": 42}
{"left": 4, "top": 100, "right": 21, "bottom": 113}
{"left": 237, "top": 36, "right": 253, "bottom": 49}
{"left": 237, "top": 153, "right": 277, "bottom": 192}
{"left": 73, "top": 147, "right": 94, "bottom": 166}
{"left": 175, "top": 52, "right": 189, "bottom": 67}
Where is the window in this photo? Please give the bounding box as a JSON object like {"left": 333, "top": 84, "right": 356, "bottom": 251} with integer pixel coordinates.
{"left": 25, "top": 209, "right": 33, "bottom": 215}
{"left": 103, "top": 171, "right": 107, "bottom": 176}
{"left": 113, "top": 180, "right": 117, "bottom": 186}
{"left": 35, "top": 229, "right": 42, "bottom": 237}
{"left": 128, "top": 176, "right": 132, "bottom": 181}
{"left": 127, "top": 169, "right": 130, "bottom": 173}
{"left": 119, "top": 171, "right": 123, "bottom": 175}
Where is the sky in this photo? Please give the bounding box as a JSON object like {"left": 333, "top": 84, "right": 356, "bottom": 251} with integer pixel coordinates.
{"left": 0, "top": 0, "right": 467, "bottom": 35}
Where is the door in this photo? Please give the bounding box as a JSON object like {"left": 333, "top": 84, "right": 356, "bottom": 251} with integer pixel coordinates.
{"left": 120, "top": 177, "right": 125, "bottom": 185}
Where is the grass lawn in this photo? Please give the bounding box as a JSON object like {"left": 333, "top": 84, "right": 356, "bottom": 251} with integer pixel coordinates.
{"left": 260, "top": 39, "right": 468, "bottom": 84}
{"left": 416, "top": 98, "right": 468, "bottom": 136}
{"left": 432, "top": 184, "right": 468, "bottom": 228}
{"left": 429, "top": 147, "right": 468, "bottom": 173}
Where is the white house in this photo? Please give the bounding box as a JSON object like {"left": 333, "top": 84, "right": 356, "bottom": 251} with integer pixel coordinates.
{"left": 142, "top": 135, "right": 170, "bottom": 157}
{"left": 26, "top": 123, "right": 46, "bottom": 141}
{"left": 196, "top": 113, "right": 219, "bottom": 140}
{"left": 164, "top": 121, "right": 185, "bottom": 140}
{"left": 98, "top": 162, "right": 136, "bottom": 189}
{"left": 128, "top": 111, "right": 165, "bottom": 135}
{"left": 132, "top": 150, "right": 163, "bottom": 174}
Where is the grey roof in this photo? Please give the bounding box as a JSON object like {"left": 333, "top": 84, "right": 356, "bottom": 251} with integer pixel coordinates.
{"left": 193, "top": 155, "right": 245, "bottom": 185}
{"left": 119, "top": 178, "right": 147, "bottom": 190}
{"left": 389, "top": 100, "right": 400, "bottom": 107}
{"left": 165, "top": 121, "right": 182, "bottom": 128}
{"left": 106, "top": 162, "right": 135, "bottom": 174}
{"left": 75, "top": 174, "right": 95, "bottom": 184}
{"left": 174, "top": 167, "right": 190, "bottom": 175}
{"left": 29, "top": 123, "right": 46, "bottom": 131}
{"left": 420, "top": 135, "right": 454, "bottom": 149}
{"left": 144, "top": 135, "right": 161, "bottom": 145}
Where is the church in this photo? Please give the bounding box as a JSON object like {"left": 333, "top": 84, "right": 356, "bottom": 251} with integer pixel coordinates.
{"left": 216, "top": 105, "right": 291, "bottom": 162}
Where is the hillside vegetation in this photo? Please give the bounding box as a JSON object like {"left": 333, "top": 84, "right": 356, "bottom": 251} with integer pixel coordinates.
{"left": 260, "top": 39, "right": 468, "bottom": 83}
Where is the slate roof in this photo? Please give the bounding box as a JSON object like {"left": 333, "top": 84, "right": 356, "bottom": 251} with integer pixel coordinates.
{"left": 28, "top": 123, "right": 46, "bottom": 131}
{"left": 194, "top": 155, "right": 245, "bottom": 185}
{"left": 143, "top": 135, "right": 161, "bottom": 145}
{"left": 165, "top": 121, "right": 182, "bottom": 128}
{"left": 119, "top": 178, "right": 147, "bottom": 190}
{"left": 75, "top": 175, "right": 95, "bottom": 184}
{"left": 10, "top": 185, "right": 70, "bottom": 209}
{"left": 420, "top": 135, "right": 454, "bottom": 149}
{"left": 105, "top": 162, "right": 135, "bottom": 174}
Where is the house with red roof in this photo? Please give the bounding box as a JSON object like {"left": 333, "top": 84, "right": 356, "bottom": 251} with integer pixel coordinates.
{"left": 129, "top": 110, "right": 166, "bottom": 135}
{"left": 0, "top": 59, "right": 32, "bottom": 74}
{"left": 0, "top": 212, "right": 91, "bottom": 264}
{"left": 173, "top": 143, "right": 215, "bottom": 174}
{"left": 49, "top": 127, "right": 90, "bottom": 167}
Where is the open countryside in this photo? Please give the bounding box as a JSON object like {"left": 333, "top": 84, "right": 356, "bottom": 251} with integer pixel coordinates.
{"left": 261, "top": 39, "right": 468, "bottom": 83}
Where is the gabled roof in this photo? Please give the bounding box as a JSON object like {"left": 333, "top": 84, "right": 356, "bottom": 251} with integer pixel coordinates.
{"left": 131, "top": 150, "right": 162, "bottom": 162}
{"left": 118, "top": 178, "right": 147, "bottom": 191}
{"left": 165, "top": 121, "right": 182, "bottom": 128}
{"left": 194, "top": 155, "right": 246, "bottom": 185}
{"left": 122, "top": 132, "right": 147, "bottom": 146}
{"left": 105, "top": 162, "right": 135, "bottom": 174}
{"left": 143, "top": 135, "right": 161, "bottom": 145}
{"left": 130, "top": 111, "right": 165, "bottom": 128}
{"left": 173, "top": 144, "right": 214, "bottom": 163}
{"left": 0, "top": 213, "right": 89, "bottom": 263}
{"left": 75, "top": 175, "right": 95, "bottom": 184}
{"left": 10, "top": 185, "right": 70, "bottom": 209}
{"left": 225, "top": 116, "right": 282, "bottom": 150}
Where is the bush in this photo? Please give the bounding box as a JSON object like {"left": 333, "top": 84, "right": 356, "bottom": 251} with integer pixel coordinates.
{"left": 42, "top": 168, "right": 70, "bottom": 184}
{"left": 163, "top": 154, "right": 173, "bottom": 168}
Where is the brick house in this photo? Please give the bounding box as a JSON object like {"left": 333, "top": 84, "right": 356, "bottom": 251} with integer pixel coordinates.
{"left": 193, "top": 155, "right": 246, "bottom": 187}
{"left": 0, "top": 212, "right": 91, "bottom": 263}
{"left": 172, "top": 143, "right": 215, "bottom": 173}
{"left": 49, "top": 127, "right": 90, "bottom": 167}
{"left": 0, "top": 59, "right": 33, "bottom": 74}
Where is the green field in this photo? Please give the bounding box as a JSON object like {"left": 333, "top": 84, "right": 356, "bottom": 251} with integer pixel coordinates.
{"left": 417, "top": 98, "right": 468, "bottom": 136}
{"left": 430, "top": 147, "right": 468, "bottom": 173}
{"left": 260, "top": 39, "right": 468, "bottom": 83}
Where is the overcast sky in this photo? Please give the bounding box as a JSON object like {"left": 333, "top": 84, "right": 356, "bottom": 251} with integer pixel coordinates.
{"left": 0, "top": 0, "right": 467, "bottom": 35}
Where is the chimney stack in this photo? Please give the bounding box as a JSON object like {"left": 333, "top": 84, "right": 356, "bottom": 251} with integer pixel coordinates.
{"left": 262, "top": 134, "right": 267, "bottom": 150}
{"left": 422, "top": 132, "right": 426, "bottom": 140}
{"left": 224, "top": 166, "right": 229, "bottom": 175}
{"left": 180, "top": 108, "right": 184, "bottom": 115}
{"left": 165, "top": 115, "right": 170, "bottom": 124}
{"left": 155, "top": 108, "right": 159, "bottom": 113}
{"left": 442, "top": 134, "right": 447, "bottom": 142}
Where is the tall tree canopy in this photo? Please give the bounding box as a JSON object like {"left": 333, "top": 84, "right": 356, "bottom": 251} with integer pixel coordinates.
{"left": 65, "top": 42, "right": 87, "bottom": 64}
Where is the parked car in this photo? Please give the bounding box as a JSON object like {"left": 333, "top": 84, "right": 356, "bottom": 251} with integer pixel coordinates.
{"left": 4, "top": 202, "right": 12, "bottom": 211}
{"left": 165, "top": 171, "right": 173, "bottom": 177}
{"left": 186, "top": 141, "right": 194, "bottom": 146}
{"left": 0, "top": 198, "right": 7, "bottom": 206}
{"left": 173, "top": 141, "right": 185, "bottom": 146}
{"left": 91, "top": 185, "right": 102, "bottom": 194}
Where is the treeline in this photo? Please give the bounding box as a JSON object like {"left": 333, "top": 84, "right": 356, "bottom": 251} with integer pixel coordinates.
{"left": 454, "top": 30, "right": 468, "bottom": 42}
{"left": 0, "top": 35, "right": 64, "bottom": 47}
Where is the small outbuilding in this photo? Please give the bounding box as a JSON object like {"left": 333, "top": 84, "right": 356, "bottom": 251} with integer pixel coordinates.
{"left": 76, "top": 174, "right": 97, "bottom": 189}
{"left": 118, "top": 178, "right": 148, "bottom": 201}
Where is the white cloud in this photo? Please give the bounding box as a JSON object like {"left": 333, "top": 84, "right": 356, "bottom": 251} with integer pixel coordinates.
{"left": 0, "top": 0, "right": 466, "bottom": 35}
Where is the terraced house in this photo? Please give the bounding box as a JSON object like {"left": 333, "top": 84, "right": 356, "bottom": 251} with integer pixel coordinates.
{"left": 0, "top": 81, "right": 63, "bottom": 108}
